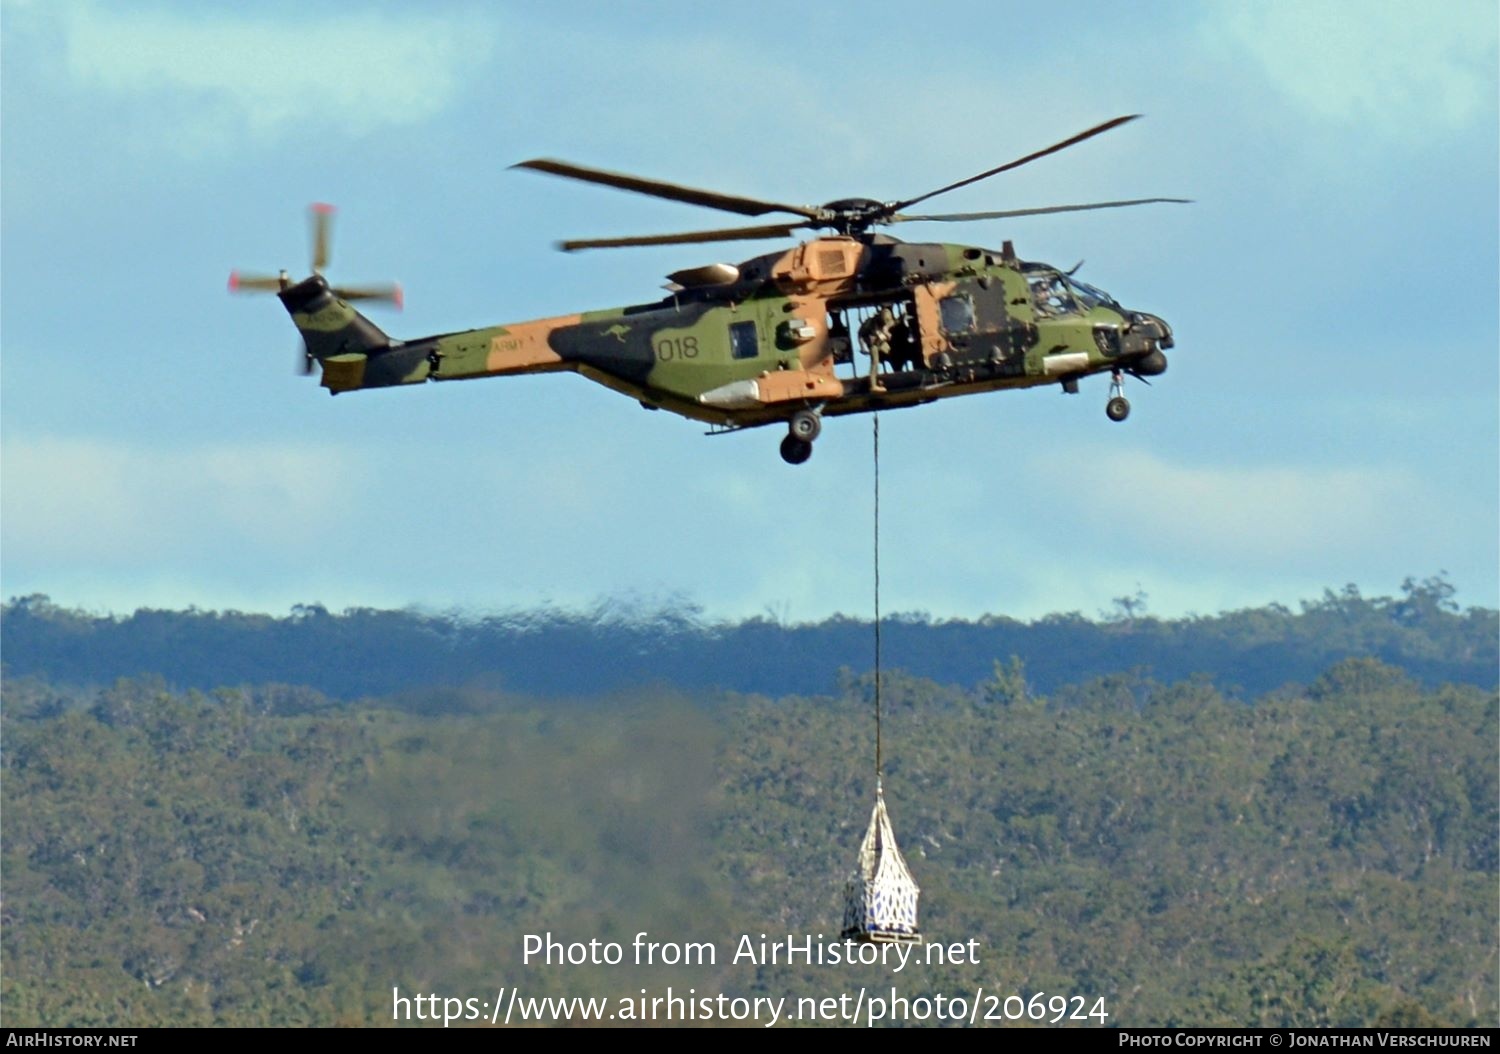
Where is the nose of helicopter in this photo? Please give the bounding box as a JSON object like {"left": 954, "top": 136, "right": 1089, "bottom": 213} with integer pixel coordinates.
{"left": 1130, "top": 311, "right": 1173, "bottom": 349}
{"left": 1122, "top": 311, "right": 1172, "bottom": 376}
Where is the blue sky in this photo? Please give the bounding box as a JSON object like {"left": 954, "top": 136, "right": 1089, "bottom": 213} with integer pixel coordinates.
{"left": 3, "top": 0, "right": 1497, "bottom": 623}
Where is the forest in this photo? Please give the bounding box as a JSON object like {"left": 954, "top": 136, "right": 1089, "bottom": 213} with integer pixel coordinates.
{"left": 2, "top": 575, "right": 1494, "bottom": 700}
{"left": 1, "top": 580, "right": 1495, "bottom": 1027}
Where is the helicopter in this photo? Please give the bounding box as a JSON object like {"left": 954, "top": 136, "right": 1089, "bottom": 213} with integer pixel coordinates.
{"left": 230, "top": 115, "right": 1185, "bottom": 464}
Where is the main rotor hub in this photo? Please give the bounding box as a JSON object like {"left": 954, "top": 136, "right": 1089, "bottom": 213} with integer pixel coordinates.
{"left": 818, "top": 198, "right": 891, "bottom": 235}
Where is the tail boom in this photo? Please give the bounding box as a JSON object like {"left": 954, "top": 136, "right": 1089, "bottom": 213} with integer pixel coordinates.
{"left": 279, "top": 275, "right": 429, "bottom": 393}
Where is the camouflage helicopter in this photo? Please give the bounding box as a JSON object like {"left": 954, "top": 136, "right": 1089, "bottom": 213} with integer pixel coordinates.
{"left": 231, "top": 115, "right": 1184, "bottom": 464}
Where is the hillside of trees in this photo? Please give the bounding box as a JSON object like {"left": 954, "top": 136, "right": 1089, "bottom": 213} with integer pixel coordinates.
{"left": 3, "top": 653, "right": 1495, "bottom": 1026}
{"left": 3, "top": 575, "right": 1494, "bottom": 701}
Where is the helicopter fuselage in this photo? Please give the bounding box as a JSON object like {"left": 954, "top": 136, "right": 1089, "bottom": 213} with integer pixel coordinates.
{"left": 281, "top": 233, "right": 1172, "bottom": 462}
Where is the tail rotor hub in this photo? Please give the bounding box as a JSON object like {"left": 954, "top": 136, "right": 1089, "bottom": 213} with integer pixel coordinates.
{"left": 228, "top": 204, "right": 402, "bottom": 308}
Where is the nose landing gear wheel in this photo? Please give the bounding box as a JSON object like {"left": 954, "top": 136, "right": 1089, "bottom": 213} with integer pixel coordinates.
{"left": 1106, "top": 368, "right": 1130, "bottom": 422}
{"left": 780, "top": 435, "right": 813, "bottom": 464}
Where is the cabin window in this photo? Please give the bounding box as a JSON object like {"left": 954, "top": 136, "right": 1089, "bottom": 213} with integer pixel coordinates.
{"left": 939, "top": 295, "right": 975, "bottom": 334}
{"left": 730, "top": 320, "right": 759, "bottom": 359}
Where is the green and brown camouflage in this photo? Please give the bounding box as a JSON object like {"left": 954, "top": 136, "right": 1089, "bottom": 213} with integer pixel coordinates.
{"left": 239, "top": 115, "right": 1183, "bottom": 464}
{"left": 273, "top": 232, "right": 1173, "bottom": 462}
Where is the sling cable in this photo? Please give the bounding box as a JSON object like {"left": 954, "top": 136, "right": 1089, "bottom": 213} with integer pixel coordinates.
{"left": 840, "top": 412, "right": 921, "bottom": 944}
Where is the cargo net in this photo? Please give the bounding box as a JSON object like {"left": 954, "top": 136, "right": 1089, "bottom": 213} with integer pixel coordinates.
{"left": 841, "top": 784, "right": 921, "bottom": 944}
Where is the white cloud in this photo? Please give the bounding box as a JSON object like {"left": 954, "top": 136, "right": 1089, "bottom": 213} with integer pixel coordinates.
{"left": 1, "top": 437, "right": 365, "bottom": 564}
{"left": 1058, "top": 448, "right": 1432, "bottom": 568}
{"left": 1207, "top": 0, "right": 1497, "bottom": 137}
{"left": 44, "top": 3, "right": 493, "bottom": 147}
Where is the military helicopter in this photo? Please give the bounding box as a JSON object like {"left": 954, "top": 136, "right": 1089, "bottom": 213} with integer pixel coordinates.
{"left": 230, "top": 115, "right": 1184, "bottom": 464}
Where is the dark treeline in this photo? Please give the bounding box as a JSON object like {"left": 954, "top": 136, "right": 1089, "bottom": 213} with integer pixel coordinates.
{"left": 2, "top": 660, "right": 1494, "bottom": 1026}
{"left": 3, "top": 575, "right": 1494, "bottom": 701}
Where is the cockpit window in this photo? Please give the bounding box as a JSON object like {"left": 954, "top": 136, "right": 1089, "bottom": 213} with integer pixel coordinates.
{"left": 1028, "top": 273, "right": 1078, "bottom": 318}
{"left": 1067, "top": 278, "right": 1119, "bottom": 311}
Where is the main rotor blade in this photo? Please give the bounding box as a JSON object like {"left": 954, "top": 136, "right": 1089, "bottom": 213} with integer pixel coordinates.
{"left": 893, "top": 197, "right": 1192, "bottom": 223}
{"left": 514, "top": 159, "right": 820, "bottom": 220}
{"left": 310, "top": 203, "right": 334, "bottom": 273}
{"left": 558, "top": 221, "right": 811, "bottom": 252}
{"left": 891, "top": 115, "right": 1143, "bottom": 213}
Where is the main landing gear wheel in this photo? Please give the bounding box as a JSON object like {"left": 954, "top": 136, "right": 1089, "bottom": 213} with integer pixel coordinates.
{"left": 780, "top": 435, "right": 813, "bottom": 465}
{"left": 788, "top": 408, "right": 822, "bottom": 442}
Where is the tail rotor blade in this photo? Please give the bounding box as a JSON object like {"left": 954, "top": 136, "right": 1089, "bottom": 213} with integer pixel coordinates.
{"left": 310, "top": 203, "right": 335, "bottom": 273}
{"left": 228, "top": 271, "right": 286, "bottom": 293}
{"left": 332, "top": 282, "right": 403, "bottom": 309}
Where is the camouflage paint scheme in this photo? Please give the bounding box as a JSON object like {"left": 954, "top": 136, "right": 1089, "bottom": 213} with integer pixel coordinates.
{"left": 278, "top": 232, "right": 1173, "bottom": 457}
{"left": 258, "top": 115, "right": 1186, "bottom": 461}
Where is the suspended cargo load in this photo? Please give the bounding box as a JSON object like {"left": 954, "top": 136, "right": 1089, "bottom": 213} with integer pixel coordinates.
{"left": 841, "top": 782, "right": 921, "bottom": 944}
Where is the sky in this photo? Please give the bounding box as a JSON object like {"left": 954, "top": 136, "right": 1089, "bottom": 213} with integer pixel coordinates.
{"left": 2, "top": 0, "right": 1497, "bottom": 625}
